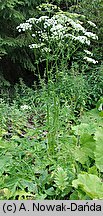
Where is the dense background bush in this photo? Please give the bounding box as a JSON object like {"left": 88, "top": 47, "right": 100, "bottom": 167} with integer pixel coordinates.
{"left": 0, "top": 0, "right": 44, "bottom": 84}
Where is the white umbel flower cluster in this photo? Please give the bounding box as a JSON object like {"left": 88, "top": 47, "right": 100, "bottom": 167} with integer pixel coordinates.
{"left": 16, "top": 12, "right": 98, "bottom": 43}
{"left": 73, "top": 36, "right": 90, "bottom": 45}
{"left": 16, "top": 3, "right": 99, "bottom": 64}
{"left": 42, "top": 47, "right": 51, "bottom": 53}
{"left": 84, "top": 50, "right": 93, "bottom": 56}
{"left": 27, "top": 18, "right": 37, "bottom": 24}
{"left": 84, "top": 32, "right": 98, "bottom": 40}
{"left": 36, "top": 3, "right": 58, "bottom": 11}
{"left": 20, "top": 105, "right": 31, "bottom": 110}
{"left": 87, "top": 21, "right": 97, "bottom": 28}
{"left": 29, "top": 43, "right": 44, "bottom": 49}
{"left": 83, "top": 56, "right": 98, "bottom": 64}
{"left": 16, "top": 22, "right": 32, "bottom": 32}
{"left": 69, "top": 19, "right": 85, "bottom": 33}
{"left": 83, "top": 49, "right": 98, "bottom": 64}
{"left": 50, "top": 24, "right": 64, "bottom": 32}
{"left": 66, "top": 34, "right": 90, "bottom": 45}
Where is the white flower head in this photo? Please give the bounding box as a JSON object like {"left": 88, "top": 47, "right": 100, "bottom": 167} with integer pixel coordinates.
{"left": 38, "top": 16, "right": 49, "bottom": 22}
{"left": 87, "top": 21, "right": 97, "bottom": 28}
{"left": 41, "top": 33, "right": 48, "bottom": 40}
{"left": 27, "top": 18, "right": 37, "bottom": 24}
{"left": 73, "top": 23, "right": 85, "bottom": 33}
{"left": 42, "top": 47, "right": 51, "bottom": 53}
{"left": 32, "top": 34, "right": 36, "bottom": 37}
{"left": 84, "top": 50, "right": 93, "bottom": 56}
{"left": 50, "top": 24, "right": 64, "bottom": 32}
{"left": 20, "top": 105, "right": 31, "bottom": 110}
{"left": 84, "top": 56, "right": 98, "bottom": 64}
{"left": 85, "top": 32, "right": 98, "bottom": 40}
{"left": 18, "top": 29, "right": 22, "bottom": 32}
{"left": 16, "top": 22, "right": 32, "bottom": 32}
{"left": 74, "top": 36, "right": 90, "bottom": 45}
{"left": 29, "top": 43, "right": 44, "bottom": 49}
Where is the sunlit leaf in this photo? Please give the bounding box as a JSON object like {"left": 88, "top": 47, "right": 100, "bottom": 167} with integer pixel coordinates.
{"left": 94, "top": 128, "right": 103, "bottom": 172}
{"left": 72, "top": 173, "right": 103, "bottom": 199}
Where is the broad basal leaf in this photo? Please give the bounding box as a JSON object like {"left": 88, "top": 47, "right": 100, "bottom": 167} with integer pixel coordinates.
{"left": 72, "top": 173, "right": 103, "bottom": 199}
{"left": 74, "top": 133, "right": 95, "bottom": 164}
{"left": 72, "top": 123, "right": 96, "bottom": 136}
{"left": 80, "top": 133, "right": 95, "bottom": 158}
{"left": 0, "top": 155, "right": 12, "bottom": 174}
{"left": 94, "top": 127, "right": 103, "bottom": 172}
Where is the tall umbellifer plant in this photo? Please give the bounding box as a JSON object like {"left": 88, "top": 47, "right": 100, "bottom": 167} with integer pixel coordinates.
{"left": 16, "top": 3, "right": 99, "bottom": 153}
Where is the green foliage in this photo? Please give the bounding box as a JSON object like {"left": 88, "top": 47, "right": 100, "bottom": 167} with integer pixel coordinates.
{"left": 0, "top": 0, "right": 45, "bottom": 83}
{"left": 94, "top": 128, "right": 103, "bottom": 172}
{"left": 50, "top": 0, "right": 80, "bottom": 10}
{"left": 53, "top": 167, "right": 68, "bottom": 191}
{"left": 71, "top": 0, "right": 103, "bottom": 61}
{"left": 72, "top": 173, "right": 103, "bottom": 199}
{"left": 0, "top": 84, "right": 103, "bottom": 200}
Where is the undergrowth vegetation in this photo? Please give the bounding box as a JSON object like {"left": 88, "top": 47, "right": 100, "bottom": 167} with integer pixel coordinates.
{"left": 0, "top": 81, "right": 103, "bottom": 200}
{"left": 0, "top": 1, "right": 103, "bottom": 200}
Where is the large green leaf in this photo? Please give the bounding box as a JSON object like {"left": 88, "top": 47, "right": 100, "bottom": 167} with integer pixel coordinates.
{"left": 82, "top": 108, "right": 103, "bottom": 127}
{"left": 74, "top": 133, "right": 95, "bottom": 164}
{"left": 19, "top": 179, "right": 38, "bottom": 193}
{"left": 0, "top": 155, "right": 13, "bottom": 174}
{"left": 94, "top": 128, "right": 103, "bottom": 172}
{"left": 72, "top": 123, "right": 96, "bottom": 136}
{"left": 80, "top": 133, "right": 95, "bottom": 158}
{"left": 74, "top": 147, "right": 89, "bottom": 164}
{"left": 72, "top": 173, "right": 103, "bottom": 199}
